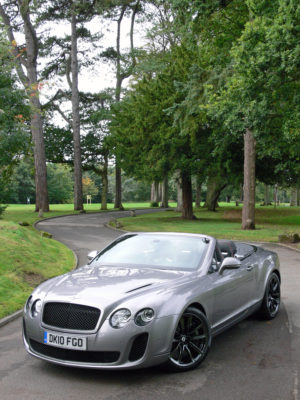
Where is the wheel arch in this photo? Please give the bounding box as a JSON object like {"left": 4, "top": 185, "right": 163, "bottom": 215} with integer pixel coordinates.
{"left": 272, "top": 269, "right": 281, "bottom": 282}
{"left": 187, "top": 302, "right": 207, "bottom": 316}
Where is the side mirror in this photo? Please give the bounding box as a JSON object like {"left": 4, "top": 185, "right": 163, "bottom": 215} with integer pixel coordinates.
{"left": 87, "top": 250, "right": 98, "bottom": 262}
{"left": 219, "top": 257, "right": 241, "bottom": 275}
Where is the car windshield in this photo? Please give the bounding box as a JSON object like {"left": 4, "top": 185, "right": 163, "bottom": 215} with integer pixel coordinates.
{"left": 92, "top": 234, "right": 209, "bottom": 270}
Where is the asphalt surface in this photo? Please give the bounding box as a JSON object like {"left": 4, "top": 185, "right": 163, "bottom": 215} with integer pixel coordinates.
{"left": 0, "top": 210, "right": 299, "bottom": 400}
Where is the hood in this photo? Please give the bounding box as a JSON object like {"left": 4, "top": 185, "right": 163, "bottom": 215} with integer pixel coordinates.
{"left": 41, "top": 265, "right": 188, "bottom": 307}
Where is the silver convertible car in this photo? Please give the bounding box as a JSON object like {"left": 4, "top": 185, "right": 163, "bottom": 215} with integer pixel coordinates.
{"left": 23, "top": 232, "right": 281, "bottom": 372}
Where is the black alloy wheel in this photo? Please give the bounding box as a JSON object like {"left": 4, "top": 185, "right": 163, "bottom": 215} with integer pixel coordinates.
{"left": 166, "top": 307, "right": 211, "bottom": 372}
{"left": 260, "top": 272, "right": 281, "bottom": 319}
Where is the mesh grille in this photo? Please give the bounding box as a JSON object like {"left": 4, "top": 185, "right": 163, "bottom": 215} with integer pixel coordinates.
{"left": 128, "top": 333, "right": 148, "bottom": 362}
{"left": 30, "top": 339, "right": 119, "bottom": 364}
{"left": 43, "top": 302, "right": 100, "bottom": 330}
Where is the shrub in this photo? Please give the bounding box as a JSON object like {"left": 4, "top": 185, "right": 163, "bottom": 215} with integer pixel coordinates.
{"left": 0, "top": 204, "right": 7, "bottom": 218}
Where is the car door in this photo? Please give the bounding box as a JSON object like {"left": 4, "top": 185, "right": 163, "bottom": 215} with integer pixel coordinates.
{"left": 208, "top": 244, "right": 256, "bottom": 329}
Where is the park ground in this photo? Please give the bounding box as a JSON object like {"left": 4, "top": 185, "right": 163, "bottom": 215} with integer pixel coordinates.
{"left": 0, "top": 202, "right": 299, "bottom": 319}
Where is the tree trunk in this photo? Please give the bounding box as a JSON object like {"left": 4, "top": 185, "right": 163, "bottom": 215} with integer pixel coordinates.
{"left": 0, "top": 3, "right": 49, "bottom": 212}
{"left": 181, "top": 172, "right": 194, "bottom": 219}
{"left": 113, "top": 6, "right": 127, "bottom": 210}
{"left": 161, "top": 174, "right": 169, "bottom": 208}
{"left": 101, "top": 155, "right": 108, "bottom": 210}
{"left": 205, "top": 176, "right": 226, "bottom": 211}
{"left": 30, "top": 83, "right": 49, "bottom": 212}
{"left": 242, "top": 129, "right": 256, "bottom": 230}
{"left": 297, "top": 188, "right": 300, "bottom": 206}
{"left": 151, "top": 182, "right": 155, "bottom": 202}
{"left": 114, "top": 164, "right": 124, "bottom": 209}
{"left": 175, "top": 170, "right": 183, "bottom": 212}
{"left": 113, "top": 3, "right": 139, "bottom": 209}
{"left": 290, "top": 188, "right": 297, "bottom": 206}
{"left": 263, "top": 184, "right": 270, "bottom": 205}
{"left": 195, "top": 176, "right": 201, "bottom": 207}
{"left": 240, "top": 183, "right": 244, "bottom": 202}
{"left": 153, "top": 181, "right": 160, "bottom": 203}
{"left": 71, "top": 10, "right": 83, "bottom": 211}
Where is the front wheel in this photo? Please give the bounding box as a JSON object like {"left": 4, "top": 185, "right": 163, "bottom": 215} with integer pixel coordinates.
{"left": 164, "top": 307, "right": 211, "bottom": 372}
{"left": 259, "top": 272, "right": 280, "bottom": 319}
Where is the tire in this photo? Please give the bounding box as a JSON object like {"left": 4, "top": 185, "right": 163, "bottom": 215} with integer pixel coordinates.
{"left": 164, "top": 307, "right": 211, "bottom": 372}
{"left": 259, "top": 272, "right": 280, "bottom": 320}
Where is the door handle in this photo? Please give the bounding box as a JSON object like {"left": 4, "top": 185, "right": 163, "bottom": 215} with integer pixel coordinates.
{"left": 247, "top": 265, "right": 254, "bottom": 271}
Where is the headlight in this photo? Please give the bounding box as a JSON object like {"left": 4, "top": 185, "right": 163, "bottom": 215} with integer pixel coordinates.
{"left": 110, "top": 308, "right": 131, "bottom": 328}
{"left": 25, "top": 295, "right": 33, "bottom": 313}
{"left": 31, "top": 299, "right": 42, "bottom": 318}
{"left": 135, "top": 308, "right": 155, "bottom": 326}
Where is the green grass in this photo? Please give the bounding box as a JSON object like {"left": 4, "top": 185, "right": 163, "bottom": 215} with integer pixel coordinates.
{"left": 117, "top": 204, "right": 300, "bottom": 247}
{"left": 3, "top": 202, "right": 177, "bottom": 225}
{"left": 0, "top": 220, "right": 75, "bottom": 318}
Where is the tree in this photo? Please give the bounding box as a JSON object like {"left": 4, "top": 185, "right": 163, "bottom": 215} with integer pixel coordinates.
{"left": 0, "top": 36, "right": 30, "bottom": 203}
{"left": 47, "top": 163, "right": 73, "bottom": 203}
{"left": 206, "top": 0, "right": 300, "bottom": 229}
{"left": 100, "top": 0, "right": 142, "bottom": 210}
{"left": 43, "top": 89, "right": 114, "bottom": 210}
{"left": 110, "top": 42, "right": 207, "bottom": 219}
{"left": 40, "top": 0, "right": 99, "bottom": 211}
{"left": 82, "top": 174, "right": 99, "bottom": 199}
{"left": 0, "top": 0, "right": 49, "bottom": 212}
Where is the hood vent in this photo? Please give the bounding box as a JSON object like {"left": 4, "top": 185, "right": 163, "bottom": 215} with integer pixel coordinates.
{"left": 126, "top": 283, "right": 153, "bottom": 293}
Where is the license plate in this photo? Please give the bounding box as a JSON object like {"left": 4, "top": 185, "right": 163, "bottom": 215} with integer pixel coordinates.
{"left": 44, "top": 331, "right": 87, "bottom": 350}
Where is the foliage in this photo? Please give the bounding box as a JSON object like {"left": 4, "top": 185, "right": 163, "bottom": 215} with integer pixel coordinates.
{"left": 47, "top": 163, "right": 74, "bottom": 204}
{"left": 204, "top": 0, "right": 300, "bottom": 182}
{"left": 0, "top": 38, "right": 31, "bottom": 198}
{"left": 82, "top": 174, "right": 99, "bottom": 198}
{"left": 0, "top": 204, "right": 7, "bottom": 218}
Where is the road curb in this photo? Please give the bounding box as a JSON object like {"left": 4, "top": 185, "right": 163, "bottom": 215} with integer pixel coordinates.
{"left": 0, "top": 309, "right": 23, "bottom": 328}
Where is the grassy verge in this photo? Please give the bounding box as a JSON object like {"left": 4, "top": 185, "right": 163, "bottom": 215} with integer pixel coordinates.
{"left": 0, "top": 220, "right": 75, "bottom": 318}
{"left": 116, "top": 204, "right": 300, "bottom": 249}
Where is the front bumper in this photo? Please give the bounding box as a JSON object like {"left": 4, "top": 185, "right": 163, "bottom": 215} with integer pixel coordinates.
{"left": 23, "top": 312, "right": 178, "bottom": 369}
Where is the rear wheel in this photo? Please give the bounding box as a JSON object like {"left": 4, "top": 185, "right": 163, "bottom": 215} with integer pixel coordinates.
{"left": 259, "top": 272, "right": 280, "bottom": 319}
{"left": 165, "top": 307, "right": 211, "bottom": 372}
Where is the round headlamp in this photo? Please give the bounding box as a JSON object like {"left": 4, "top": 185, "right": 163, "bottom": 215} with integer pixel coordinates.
{"left": 110, "top": 308, "right": 131, "bottom": 328}
{"left": 31, "top": 299, "right": 42, "bottom": 318}
{"left": 25, "top": 295, "right": 33, "bottom": 313}
{"left": 135, "top": 308, "right": 155, "bottom": 326}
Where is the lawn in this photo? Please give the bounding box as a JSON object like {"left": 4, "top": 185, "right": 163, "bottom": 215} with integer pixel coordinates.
{"left": 3, "top": 202, "right": 176, "bottom": 225}
{"left": 0, "top": 220, "right": 75, "bottom": 318}
{"left": 116, "top": 204, "right": 300, "bottom": 247}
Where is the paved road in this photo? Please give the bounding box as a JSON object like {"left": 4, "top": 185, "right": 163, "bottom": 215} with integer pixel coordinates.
{"left": 0, "top": 211, "right": 299, "bottom": 400}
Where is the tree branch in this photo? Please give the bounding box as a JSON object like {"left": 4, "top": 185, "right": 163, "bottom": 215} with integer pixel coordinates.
{"left": 53, "top": 103, "right": 72, "bottom": 125}
{"left": 17, "top": 0, "right": 39, "bottom": 63}
{"left": 0, "top": 3, "right": 29, "bottom": 85}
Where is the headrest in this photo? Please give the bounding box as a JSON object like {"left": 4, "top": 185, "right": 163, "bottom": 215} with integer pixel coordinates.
{"left": 217, "top": 240, "right": 237, "bottom": 257}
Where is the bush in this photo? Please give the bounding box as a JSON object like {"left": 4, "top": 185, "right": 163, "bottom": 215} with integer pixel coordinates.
{"left": 150, "top": 201, "right": 159, "bottom": 207}
{"left": 0, "top": 204, "right": 7, "bottom": 218}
